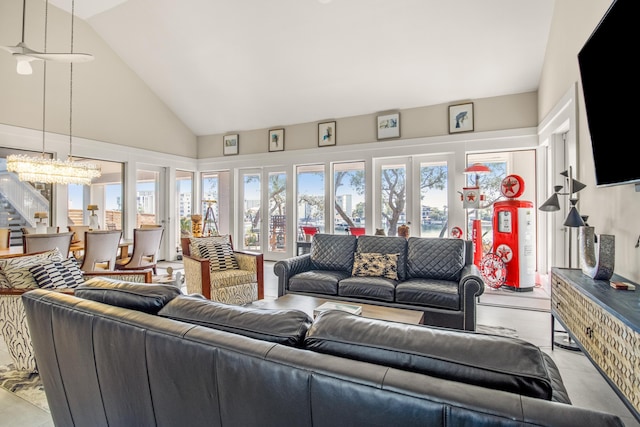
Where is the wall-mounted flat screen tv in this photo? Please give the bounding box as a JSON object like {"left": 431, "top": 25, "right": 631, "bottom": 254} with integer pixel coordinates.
{"left": 578, "top": 0, "right": 636, "bottom": 187}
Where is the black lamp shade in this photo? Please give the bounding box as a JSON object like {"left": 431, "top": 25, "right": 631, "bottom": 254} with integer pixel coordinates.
{"left": 539, "top": 193, "right": 560, "bottom": 211}
{"left": 564, "top": 207, "right": 586, "bottom": 227}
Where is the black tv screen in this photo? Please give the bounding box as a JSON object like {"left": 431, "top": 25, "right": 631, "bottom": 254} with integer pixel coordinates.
{"left": 578, "top": 0, "right": 636, "bottom": 187}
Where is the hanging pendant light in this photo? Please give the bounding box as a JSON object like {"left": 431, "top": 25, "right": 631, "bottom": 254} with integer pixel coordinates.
{"left": 6, "top": 0, "right": 100, "bottom": 186}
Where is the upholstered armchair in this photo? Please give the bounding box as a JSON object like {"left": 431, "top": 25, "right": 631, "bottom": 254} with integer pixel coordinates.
{"left": 181, "top": 236, "right": 264, "bottom": 305}
{"left": 0, "top": 249, "right": 152, "bottom": 372}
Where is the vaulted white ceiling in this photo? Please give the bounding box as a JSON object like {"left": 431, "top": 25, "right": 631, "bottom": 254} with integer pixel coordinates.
{"left": 48, "top": 0, "right": 555, "bottom": 136}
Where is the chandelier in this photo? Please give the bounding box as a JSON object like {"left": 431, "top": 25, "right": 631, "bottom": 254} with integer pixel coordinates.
{"left": 6, "top": 155, "right": 100, "bottom": 185}
{"left": 6, "top": 0, "right": 100, "bottom": 186}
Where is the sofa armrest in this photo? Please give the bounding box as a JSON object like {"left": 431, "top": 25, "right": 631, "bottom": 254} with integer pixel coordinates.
{"left": 458, "top": 264, "right": 485, "bottom": 331}
{"left": 234, "top": 251, "right": 264, "bottom": 300}
{"left": 273, "top": 254, "right": 312, "bottom": 296}
{"left": 183, "top": 254, "right": 211, "bottom": 299}
{"left": 459, "top": 264, "right": 485, "bottom": 297}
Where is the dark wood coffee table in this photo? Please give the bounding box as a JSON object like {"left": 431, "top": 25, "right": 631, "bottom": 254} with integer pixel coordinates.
{"left": 252, "top": 294, "right": 424, "bottom": 325}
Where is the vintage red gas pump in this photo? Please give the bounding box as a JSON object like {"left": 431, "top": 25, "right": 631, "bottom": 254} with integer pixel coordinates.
{"left": 491, "top": 174, "right": 536, "bottom": 291}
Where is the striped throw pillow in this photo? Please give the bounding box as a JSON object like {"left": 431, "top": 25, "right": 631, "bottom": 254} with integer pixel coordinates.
{"left": 0, "top": 249, "right": 65, "bottom": 289}
{"left": 197, "top": 241, "right": 239, "bottom": 271}
{"left": 29, "top": 258, "right": 85, "bottom": 289}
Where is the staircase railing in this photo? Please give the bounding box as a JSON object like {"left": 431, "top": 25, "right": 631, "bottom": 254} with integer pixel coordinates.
{"left": 0, "top": 172, "right": 50, "bottom": 227}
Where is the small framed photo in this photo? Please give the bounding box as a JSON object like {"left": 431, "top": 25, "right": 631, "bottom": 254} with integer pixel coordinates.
{"left": 318, "top": 121, "right": 336, "bottom": 147}
{"left": 377, "top": 113, "right": 400, "bottom": 139}
{"left": 223, "top": 134, "right": 239, "bottom": 156}
{"left": 449, "top": 102, "right": 474, "bottom": 133}
{"left": 268, "top": 128, "right": 285, "bottom": 152}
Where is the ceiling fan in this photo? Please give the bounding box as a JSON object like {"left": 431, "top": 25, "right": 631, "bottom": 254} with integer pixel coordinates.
{"left": 1, "top": 0, "right": 94, "bottom": 75}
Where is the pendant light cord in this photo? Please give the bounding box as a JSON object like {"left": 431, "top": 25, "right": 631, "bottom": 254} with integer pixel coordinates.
{"left": 69, "top": 0, "right": 75, "bottom": 161}
{"left": 41, "top": 0, "right": 49, "bottom": 159}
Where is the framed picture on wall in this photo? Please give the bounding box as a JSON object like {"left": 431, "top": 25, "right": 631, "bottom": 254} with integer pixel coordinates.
{"left": 268, "top": 128, "right": 285, "bottom": 152}
{"left": 377, "top": 113, "right": 400, "bottom": 139}
{"left": 448, "top": 102, "right": 474, "bottom": 133}
{"left": 318, "top": 121, "right": 336, "bottom": 147}
{"left": 223, "top": 134, "right": 239, "bottom": 156}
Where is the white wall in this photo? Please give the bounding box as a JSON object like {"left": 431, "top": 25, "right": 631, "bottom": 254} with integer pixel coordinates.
{"left": 538, "top": 0, "right": 640, "bottom": 281}
{"left": 0, "top": 0, "right": 197, "bottom": 158}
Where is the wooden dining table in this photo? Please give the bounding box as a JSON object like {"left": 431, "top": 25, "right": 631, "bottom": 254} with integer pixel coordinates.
{"left": 0, "top": 239, "right": 133, "bottom": 258}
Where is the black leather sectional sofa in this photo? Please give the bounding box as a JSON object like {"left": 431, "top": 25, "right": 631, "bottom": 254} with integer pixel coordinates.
{"left": 275, "top": 233, "right": 485, "bottom": 330}
{"left": 22, "top": 281, "right": 623, "bottom": 427}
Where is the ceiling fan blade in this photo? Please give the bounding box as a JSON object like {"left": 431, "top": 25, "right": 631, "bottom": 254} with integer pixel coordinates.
{"left": 1, "top": 44, "right": 22, "bottom": 55}
{"left": 27, "top": 52, "right": 94, "bottom": 63}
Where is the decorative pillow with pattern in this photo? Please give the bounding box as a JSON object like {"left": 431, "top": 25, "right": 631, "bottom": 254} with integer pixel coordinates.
{"left": 188, "top": 235, "right": 231, "bottom": 258}
{"left": 29, "top": 258, "right": 85, "bottom": 289}
{"left": 351, "top": 252, "right": 399, "bottom": 280}
{"left": 0, "top": 249, "right": 65, "bottom": 289}
{"left": 197, "top": 241, "right": 239, "bottom": 271}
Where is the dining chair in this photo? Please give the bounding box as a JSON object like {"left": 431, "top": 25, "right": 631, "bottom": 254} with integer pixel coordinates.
{"left": 115, "top": 227, "right": 164, "bottom": 274}
{"left": 22, "top": 232, "right": 73, "bottom": 256}
{"left": 68, "top": 225, "right": 90, "bottom": 243}
{"left": 79, "top": 230, "right": 123, "bottom": 272}
{"left": 0, "top": 228, "right": 10, "bottom": 249}
{"left": 21, "top": 226, "right": 59, "bottom": 234}
{"left": 68, "top": 225, "right": 91, "bottom": 258}
{"left": 140, "top": 224, "right": 162, "bottom": 229}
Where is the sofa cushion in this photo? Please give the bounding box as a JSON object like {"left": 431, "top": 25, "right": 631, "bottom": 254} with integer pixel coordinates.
{"left": 75, "top": 277, "right": 181, "bottom": 314}
{"left": 188, "top": 235, "right": 231, "bottom": 258}
{"left": 356, "top": 235, "right": 407, "bottom": 280}
{"left": 310, "top": 234, "right": 357, "bottom": 272}
{"left": 0, "top": 249, "right": 65, "bottom": 289}
{"left": 338, "top": 276, "right": 396, "bottom": 302}
{"left": 158, "top": 295, "right": 313, "bottom": 346}
{"left": 29, "top": 258, "right": 85, "bottom": 289}
{"left": 305, "top": 310, "right": 559, "bottom": 401}
{"left": 407, "top": 237, "right": 465, "bottom": 281}
{"left": 289, "top": 270, "right": 350, "bottom": 295}
{"left": 396, "top": 278, "right": 460, "bottom": 310}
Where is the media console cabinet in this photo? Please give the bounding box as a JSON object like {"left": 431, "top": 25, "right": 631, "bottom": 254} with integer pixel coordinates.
{"left": 550, "top": 267, "right": 640, "bottom": 422}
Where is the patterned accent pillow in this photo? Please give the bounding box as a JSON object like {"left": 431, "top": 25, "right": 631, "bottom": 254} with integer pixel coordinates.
{"left": 197, "top": 241, "right": 239, "bottom": 272}
{"left": 0, "top": 249, "right": 65, "bottom": 289}
{"left": 351, "top": 252, "right": 399, "bottom": 280}
{"left": 188, "top": 235, "right": 231, "bottom": 258}
{"left": 29, "top": 258, "right": 85, "bottom": 289}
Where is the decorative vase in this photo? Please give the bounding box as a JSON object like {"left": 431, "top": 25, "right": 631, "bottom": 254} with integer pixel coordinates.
{"left": 578, "top": 226, "right": 615, "bottom": 280}
{"left": 191, "top": 214, "right": 203, "bottom": 237}
{"left": 397, "top": 223, "right": 410, "bottom": 239}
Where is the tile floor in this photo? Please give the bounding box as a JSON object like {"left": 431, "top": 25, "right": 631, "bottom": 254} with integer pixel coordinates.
{"left": 1, "top": 262, "right": 638, "bottom": 427}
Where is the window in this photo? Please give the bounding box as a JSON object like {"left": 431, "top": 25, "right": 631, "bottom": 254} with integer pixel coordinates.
{"left": 69, "top": 158, "right": 124, "bottom": 231}
{"left": 241, "top": 171, "right": 261, "bottom": 250}
{"left": 297, "top": 164, "right": 325, "bottom": 236}
{"left": 334, "top": 161, "right": 365, "bottom": 233}
{"left": 419, "top": 161, "right": 448, "bottom": 237}
{"left": 176, "top": 170, "right": 194, "bottom": 241}
{"left": 379, "top": 162, "right": 406, "bottom": 236}
{"left": 267, "top": 171, "right": 287, "bottom": 253}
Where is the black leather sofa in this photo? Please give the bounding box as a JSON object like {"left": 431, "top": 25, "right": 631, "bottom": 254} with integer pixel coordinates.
{"left": 22, "top": 281, "right": 624, "bottom": 427}
{"left": 274, "top": 234, "right": 484, "bottom": 330}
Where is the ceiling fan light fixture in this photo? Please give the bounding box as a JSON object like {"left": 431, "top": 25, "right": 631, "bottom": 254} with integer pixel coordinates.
{"left": 15, "top": 55, "right": 34, "bottom": 75}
